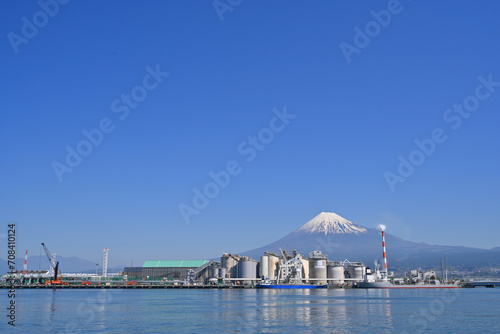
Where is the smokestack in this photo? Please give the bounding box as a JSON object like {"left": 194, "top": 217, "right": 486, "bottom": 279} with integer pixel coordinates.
{"left": 378, "top": 225, "right": 388, "bottom": 273}
{"left": 23, "top": 249, "right": 28, "bottom": 275}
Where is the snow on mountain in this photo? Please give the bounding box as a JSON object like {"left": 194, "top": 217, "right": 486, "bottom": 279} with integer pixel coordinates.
{"left": 297, "top": 212, "right": 367, "bottom": 235}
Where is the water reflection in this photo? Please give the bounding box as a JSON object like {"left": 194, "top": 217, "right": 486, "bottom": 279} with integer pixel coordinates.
{"left": 16, "top": 288, "right": 497, "bottom": 333}
{"left": 209, "top": 289, "right": 396, "bottom": 332}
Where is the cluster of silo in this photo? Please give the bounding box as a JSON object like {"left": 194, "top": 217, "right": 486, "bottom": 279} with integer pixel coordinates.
{"left": 259, "top": 253, "right": 281, "bottom": 280}
{"left": 308, "top": 251, "right": 328, "bottom": 284}
{"left": 327, "top": 261, "right": 345, "bottom": 284}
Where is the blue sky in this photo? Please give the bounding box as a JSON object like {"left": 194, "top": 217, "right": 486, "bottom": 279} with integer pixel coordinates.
{"left": 1, "top": 1, "right": 499, "bottom": 268}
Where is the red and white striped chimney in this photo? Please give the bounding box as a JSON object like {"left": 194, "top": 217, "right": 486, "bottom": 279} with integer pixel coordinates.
{"left": 23, "top": 249, "right": 28, "bottom": 274}
{"left": 377, "top": 224, "right": 388, "bottom": 273}
{"left": 382, "top": 230, "right": 388, "bottom": 271}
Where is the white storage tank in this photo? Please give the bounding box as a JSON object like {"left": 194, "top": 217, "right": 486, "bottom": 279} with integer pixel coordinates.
{"left": 260, "top": 256, "right": 269, "bottom": 278}
{"left": 348, "top": 265, "right": 365, "bottom": 281}
{"left": 308, "top": 251, "right": 328, "bottom": 285}
{"left": 238, "top": 259, "right": 257, "bottom": 284}
{"left": 211, "top": 267, "right": 219, "bottom": 278}
{"left": 327, "top": 264, "right": 345, "bottom": 283}
{"left": 268, "top": 255, "right": 280, "bottom": 280}
{"left": 301, "top": 258, "right": 310, "bottom": 280}
{"left": 309, "top": 259, "right": 327, "bottom": 285}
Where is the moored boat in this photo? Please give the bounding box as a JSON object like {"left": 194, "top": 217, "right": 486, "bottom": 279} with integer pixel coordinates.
{"left": 356, "top": 281, "right": 459, "bottom": 289}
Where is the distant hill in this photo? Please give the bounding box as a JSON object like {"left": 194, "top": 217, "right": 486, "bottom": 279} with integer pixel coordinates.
{"left": 242, "top": 212, "right": 500, "bottom": 269}
{"left": 0, "top": 255, "right": 122, "bottom": 275}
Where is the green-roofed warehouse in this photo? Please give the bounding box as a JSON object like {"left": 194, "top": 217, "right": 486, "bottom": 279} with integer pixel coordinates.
{"left": 123, "top": 260, "right": 211, "bottom": 281}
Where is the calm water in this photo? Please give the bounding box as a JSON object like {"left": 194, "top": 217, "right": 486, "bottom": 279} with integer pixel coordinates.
{"left": 1, "top": 288, "right": 499, "bottom": 333}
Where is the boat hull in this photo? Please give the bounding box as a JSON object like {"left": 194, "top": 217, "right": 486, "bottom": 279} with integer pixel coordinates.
{"left": 256, "top": 284, "right": 328, "bottom": 289}
{"left": 357, "top": 282, "right": 459, "bottom": 289}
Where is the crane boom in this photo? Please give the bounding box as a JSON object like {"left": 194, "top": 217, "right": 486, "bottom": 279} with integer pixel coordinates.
{"left": 41, "top": 243, "right": 59, "bottom": 281}
{"left": 41, "top": 243, "right": 53, "bottom": 265}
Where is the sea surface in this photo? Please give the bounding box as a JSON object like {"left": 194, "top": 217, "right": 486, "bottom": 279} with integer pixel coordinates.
{"left": 1, "top": 288, "right": 499, "bottom": 333}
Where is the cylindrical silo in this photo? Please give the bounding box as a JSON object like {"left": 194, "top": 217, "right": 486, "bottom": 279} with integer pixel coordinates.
{"left": 238, "top": 260, "right": 257, "bottom": 284}
{"left": 220, "top": 268, "right": 227, "bottom": 278}
{"left": 309, "top": 259, "right": 327, "bottom": 285}
{"left": 268, "top": 255, "right": 280, "bottom": 280}
{"left": 348, "top": 265, "right": 365, "bottom": 281}
{"left": 226, "top": 257, "right": 238, "bottom": 278}
{"left": 301, "top": 258, "right": 309, "bottom": 280}
{"left": 327, "top": 264, "right": 345, "bottom": 283}
{"left": 260, "top": 256, "right": 269, "bottom": 278}
{"left": 211, "top": 267, "right": 219, "bottom": 278}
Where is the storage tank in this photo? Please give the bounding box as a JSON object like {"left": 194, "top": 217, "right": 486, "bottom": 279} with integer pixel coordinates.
{"left": 238, "top": 259, "right": 257, "bottom": 284}
{"left": 220, "top": 268, "right": 227, "bottom": 278}
{"left": 327, "top": 263, "right": 344, "bottom": 283}
{"left": 268, "top": 255, "right": 280, "bottom": 280}
{"left": 308, "top": 251, "right": 328, "bottom": 284}
{"left": 309, "top": 259, "right": 327, "bottom": 285}
{"left": 260, "top": 256, "right": 269, "bottom": 278}
{"left": 348, "top": 265, "right": 365, "bottom": 281}
{"left": 226, "top": 257, "right": 238, "bottom": 278}
{"left": 301, "top": 258, "right": 310, "bottom": 280}
{"left": 211, "top": 267, "right": 219, "bottom": 278}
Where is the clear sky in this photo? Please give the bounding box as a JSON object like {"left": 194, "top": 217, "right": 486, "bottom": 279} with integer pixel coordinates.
{"left": 1, "top": 1, "right": 499, "bottom": 268}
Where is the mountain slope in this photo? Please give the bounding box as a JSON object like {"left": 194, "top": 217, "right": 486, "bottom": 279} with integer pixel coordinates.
{"left": 242, "top": 212, "right": 500, "bottom": 268}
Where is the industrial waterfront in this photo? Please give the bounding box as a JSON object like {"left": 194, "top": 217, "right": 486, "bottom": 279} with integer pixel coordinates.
{"left": 3, "top": 213, "right": 498, "bottom": 290}
{"left": 3, "top": 246, "right": 498, "bottom": 289}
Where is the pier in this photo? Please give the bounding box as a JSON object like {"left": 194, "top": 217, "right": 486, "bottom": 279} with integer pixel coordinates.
{"left": 462, "top": 281, "right": 500, "bottom": 288}
{"left": 0, "top": 284, "right": 254, "bottom": 289}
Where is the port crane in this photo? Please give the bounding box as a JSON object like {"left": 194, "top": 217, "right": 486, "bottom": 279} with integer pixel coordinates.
{"left": 41, "top": 243, "right": 68, "bottom": 285}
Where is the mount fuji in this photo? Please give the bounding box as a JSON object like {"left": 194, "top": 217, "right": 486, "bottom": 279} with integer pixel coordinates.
{"left": 242, "top": 212, "right": 500, "bottom": 269}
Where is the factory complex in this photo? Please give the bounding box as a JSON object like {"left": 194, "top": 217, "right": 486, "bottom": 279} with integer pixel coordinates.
{"left": 4, "top": 213, "right": 491, "bottom": 288}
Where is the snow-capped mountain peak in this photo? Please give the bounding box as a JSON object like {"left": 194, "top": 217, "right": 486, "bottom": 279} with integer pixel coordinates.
{"left": 297, "top": 212, "right": 367, "bottom": 235}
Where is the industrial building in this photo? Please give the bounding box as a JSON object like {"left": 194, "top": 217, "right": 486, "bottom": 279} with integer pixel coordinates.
{"left": 123, "top": 260, "right": 213, "bottom": 281}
